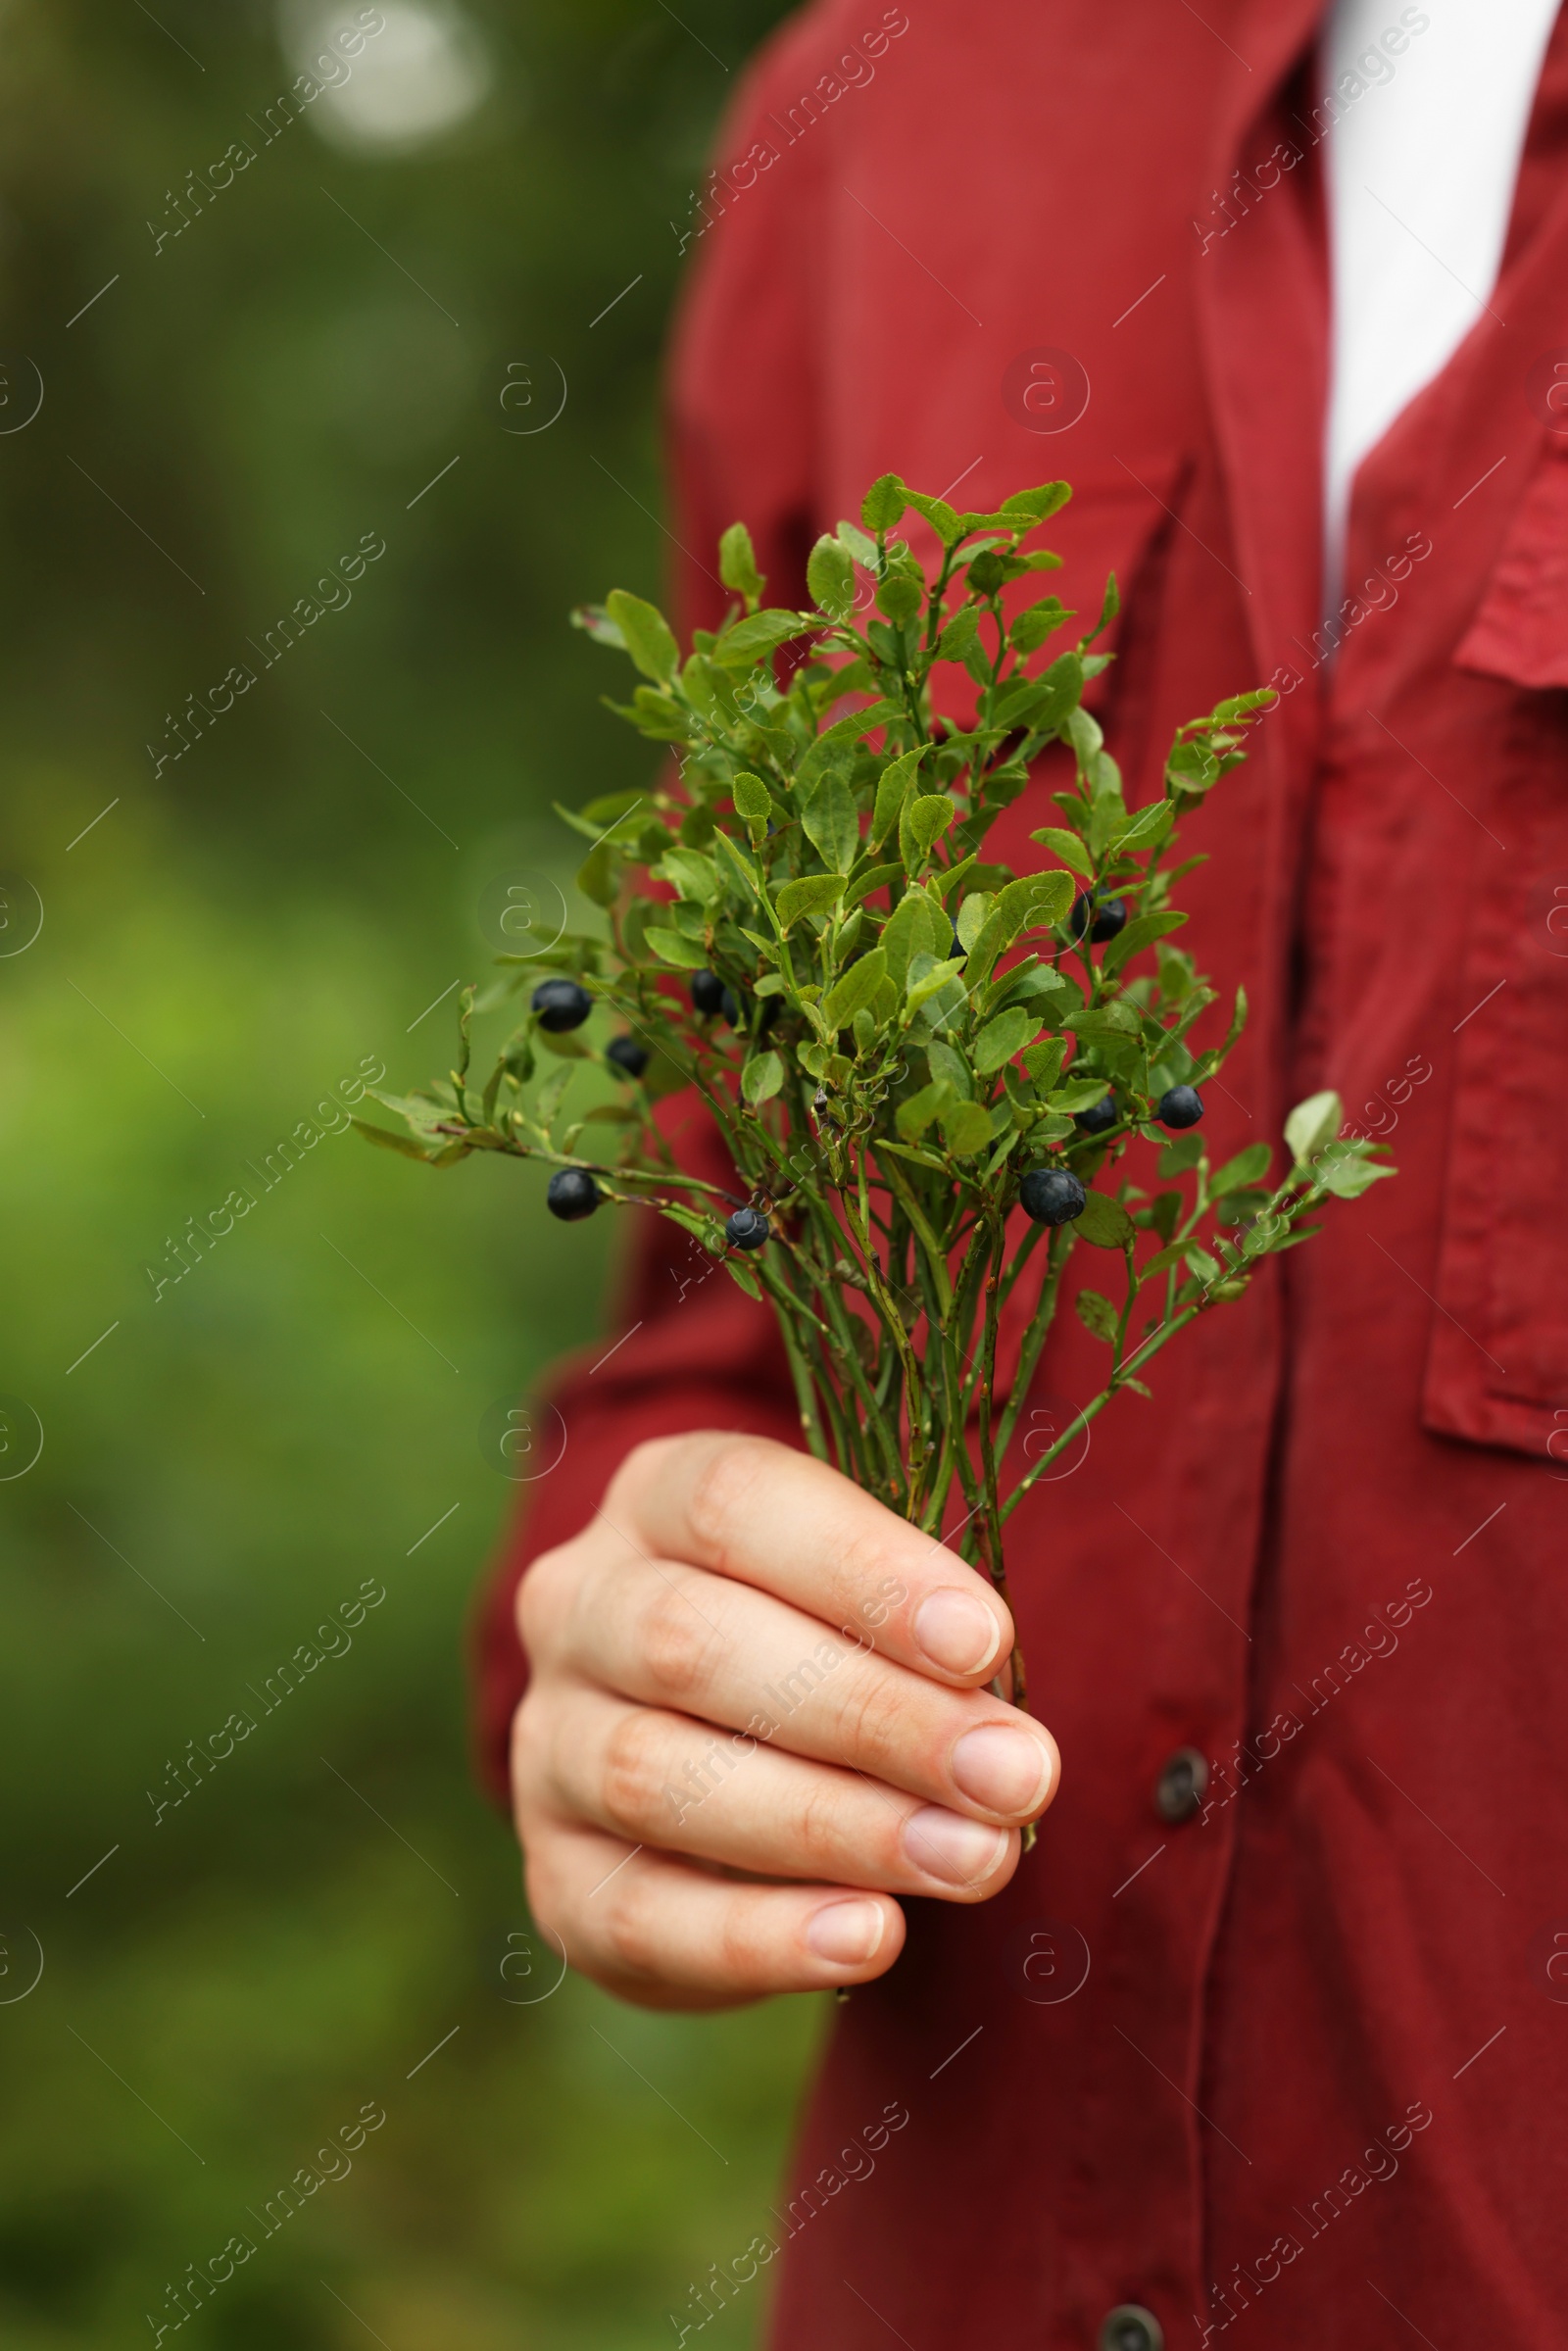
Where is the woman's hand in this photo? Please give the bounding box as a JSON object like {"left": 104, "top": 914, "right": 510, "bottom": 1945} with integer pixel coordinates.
{"left": 510, "top": 1431, "right": 1059, "bottom": 2009}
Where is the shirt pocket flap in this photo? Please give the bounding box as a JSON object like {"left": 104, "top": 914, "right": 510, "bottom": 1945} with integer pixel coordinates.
{"left": 1454, "top": 436, "right": 1568, "bottom": 689}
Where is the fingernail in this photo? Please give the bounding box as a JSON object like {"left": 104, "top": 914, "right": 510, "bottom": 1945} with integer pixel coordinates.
{"left": 902, "top": 1805, "right": 1007, "bottom": 1886}
{"left": 912, "top": 1589, "right": 1004, "bottom": 1676}
{"left": 807, "top": 1899, "right": 886, "bottom": 1966}
{"left": 951, "top": 1723, "right": 1055, "bottom": 1816}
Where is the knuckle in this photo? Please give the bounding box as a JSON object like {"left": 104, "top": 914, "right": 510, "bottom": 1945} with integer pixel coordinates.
{"left": 599, "top": 1871, "right": 665, "bottom": 1981}
{"left": 682, "top": 1435, "right": 776, "bottom": 1567}
{"left": 515, "top": 1541, "right": 573, "bottom": 1659}
{"left": 715, "top": 1896, "right": 764, "bottom": 1985}
{"left": 793, "top": 1780, "right": 853, "bottom": 1875}
{"left": 519, "top": 1842, "right": 568, "bottom": 1948}
{"left": 832, "top": 1520, "right": 903, "bottom": 1624}
{"left": 835, "top": 1660, "right": 919, "bottom": 1767}
{"left": 608, "top": 1434, "right": 679, "bottom": 1514}
{"left": 599, "top": 1709, "right": 668, "bottom": 1839}
{"left": 637, "top": 1577, "right": 722, "bottom": 1701}
{"left": 509, "top": 1691, "right": 542, "bottom": 1815}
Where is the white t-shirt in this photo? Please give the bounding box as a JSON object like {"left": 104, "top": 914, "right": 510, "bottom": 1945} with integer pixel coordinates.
{"left": 1322, "top": 0, "right": 1559, "bottom": 595}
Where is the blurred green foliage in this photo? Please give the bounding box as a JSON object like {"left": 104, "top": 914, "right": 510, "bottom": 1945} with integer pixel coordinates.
{"left": 0, "top": 0, "right": 821, "bottom": 2342}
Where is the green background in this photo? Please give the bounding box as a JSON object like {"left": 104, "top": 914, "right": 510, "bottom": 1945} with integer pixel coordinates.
{"left": 0, "top": 1, "right": 823, "bottom": 2342}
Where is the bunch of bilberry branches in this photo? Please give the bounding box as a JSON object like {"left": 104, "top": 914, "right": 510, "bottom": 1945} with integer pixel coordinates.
{"left": 360, "top": 473, "right": 1391, "bottom": 1702}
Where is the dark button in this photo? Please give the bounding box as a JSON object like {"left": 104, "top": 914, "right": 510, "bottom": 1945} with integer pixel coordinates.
{"left": 1100, "top": 2306, "right": 1163, "bottom": 2351}
{"left": 1154, "top": 1745, "right": 1209, "bottom": 1825}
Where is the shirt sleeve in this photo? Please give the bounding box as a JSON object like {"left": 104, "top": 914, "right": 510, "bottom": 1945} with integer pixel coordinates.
{"left": 468, "top": 23, "right": 831, "bottom": 1807}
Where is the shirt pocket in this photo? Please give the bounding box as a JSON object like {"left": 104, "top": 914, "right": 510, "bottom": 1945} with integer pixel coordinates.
{"left": 1424, "top": 452, "right": 1568, "bottom": 1461}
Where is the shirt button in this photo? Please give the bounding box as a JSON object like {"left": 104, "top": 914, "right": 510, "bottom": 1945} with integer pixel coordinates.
{"left": 1154, "top": 1746, "right": 1208, "bottom": 1824}
{"left": 1100, "top": 2307, "right": 1164, "bottom": 2351}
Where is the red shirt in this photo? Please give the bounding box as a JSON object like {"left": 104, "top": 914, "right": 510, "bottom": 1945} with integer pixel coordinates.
{"left": 475, "top": 3, "right": 1568, "bottom": 2341}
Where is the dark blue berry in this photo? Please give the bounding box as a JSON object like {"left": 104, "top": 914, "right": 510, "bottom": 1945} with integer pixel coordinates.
{"left": 715, "top": 985, "right": 778, "bottom": 1035}
{"left": 546, "top": 1167, "right": 600, "bottom": 1221}
{"left": 690, "top": 969, "right": 725, "bottom": 1016}
{"left": 532, "top": 976, "right": 592, "bottom": 1033}
{"left": 1074, "top": 1093, "right": 1119, "bottom": 1136}
{"left": 1156, "top": 1085, "right": 1204, "bottom": 1129}
{"left": 1069, "top": 892, "right": 1128, "bottom": 944}
{"left": 1018, "top": 1167, "right": 1087, "bottom": 1226}
{"left": 606, "top": 1035, "right": 649, "bottom": 1079}
{"left": 725, "top": 1206, "right": 770, "bottom": 1251}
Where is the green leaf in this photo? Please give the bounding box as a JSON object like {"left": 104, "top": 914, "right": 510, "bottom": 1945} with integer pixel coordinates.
{"left": 625, "top": 686, "right": 690, "bottom": 740}
{"left": 807, "top": 534, "right": 857, "bottom": 619}
{"left": 352, "top": 1118, "right": 438, "bottom": 1161}
{"left": 1138, "top": 1242, "right": 1190, "bottom": 1284}
{"left": 1311, "top": 1139, "right": 1397, "bottom": 1199}
{"left": 711, "top": 609, "right": 814, "bottom": 671}
{"left": 711, "top": 828, "right": 760, "bottom": 900}
{"left": 1111, "top": 799, "right": 1177, "bottom": 855}
{"left": 927, "top": 1040, "right": 972, "bottom": 1100}
{"left": 1157, "top": 1132, "right": 1205, "bottom": 1177}
{"left": 741, "top": 1051, "right": 784, "bottom": 1105}
{"left": 880, "top": 882, "right": 949, "bottom": 987}
{"left": 1021, "top": 1037, "right": 1067, "bottom": 1089}
{"left": 1084, "top": 567, "right": 1120, "bottom": 643}
{"left": 1166, "top": 737, "right": 1222, "bottom": 798}
{"left": 802, "top": 772, "right": 858, "bottom": 876}
{"left": 1011, "top": 649, "right": 1084, "bottom": 740}
{"left": 938, "top": 608, "right": 982, "bottom": 663}
{"left": 1003, "top": 481, "right": 1072, "bottom": 524}
{"left": 1285, "top": 1090, "right": 1343, "bottom": 1165}
{"left": 1047, "top": 1079, "right": 1110, "bottom": 1114}
{"left": 846, "top": 861, "right": 904, "bottom": 907}
{"left": 730, "top": 769, "right": 773, "bottom": 847}
{"left": 657, "top": 847, "right": 720, "bottom": 903}
{"left": 940, "top": 1098, "right": 994, "bottom": 1157}
{"left": 537, "top": 1027, "right": 592, "bottom": 1060}
{"left": 956, "top": 892, "right": 993, "bottom": 954}
{"left": 871, "top": 747, "right": 924, "bottom": 845}
{"left": 577, "top": 839, "right": 617, "bottom": 907}
{"left": 861, "top": 472, "right": 906, "bottom": 532}
{"left": 877, "top": 1137, "right": 952, "bottom": 1175}
{"left": 718, "top": 521, "right": 764, "bottom": 607}
{"left": 1076, "top": 1288, "right": 1119, "bottom": 1343}
{"left": 605, "top": 588, "right": 679, "bottom": 684}
{"left": 1027, "top": 826, "right": 1093, "bottom": 879}
{"left": 972, "top": 1005, "right": 1041, "bottom": 1075}
{"left": 722, "top": 1254, "right": 763, "bottom": 1299}
{"left": 663, "top": 1203, "right": 725, "bottom": 1250}
{"left": 903, "top": 488, "right": 964, "bottom": 546}
{"left": 579, "top": 787, "right": 646, "bottom": 826}
{"left": 1064, "top": 1000, "right": 1141, "bottom": 1038}
{"left": 535, "top": 1065, "right": 575, "bottom": 1129}
{"left": 1010, "top": 596, "right": 1072, "bottom": 654}
{"left": 905, "top": 955, "right": 967, "bottom": 1014}
{"left": 645, "top": 923, "right": 710, "bottom": 969}
{"left": 775, "top": 874, "right": 848, "bottom": 930}
{"left": 823, "top": 948, "right": 888, "bottom": 1032}
{"left": 554, "top": 796, "right": 644, "bottom": 848}
{"left": 836, "top": 517, "right": 878, "bottom": 568}
{"left": 1210, "top": 1143, "right": 1272, "bottom": 1197}
{"left": 1075, "top": 1190, "right": 1135, "bottom": 1249}
{"left": 895, "top": 1080, "right": 950, "bottom": 1140}
{"left": 997, "top": 868, "right": 1075, "bottom": 937}
{"left": 900, "top": 791, "right": 956, "bottom": 872}
{"left": 1101, "top": 909, "right": 1189, "bottom": 976}
{"left": 877, "top": 573, "right": 922, "bottom": 625}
